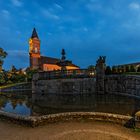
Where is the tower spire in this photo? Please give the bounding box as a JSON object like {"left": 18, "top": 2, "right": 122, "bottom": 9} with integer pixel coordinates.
{"left": 31, "top": 28, "right": 39, "bottom": 39}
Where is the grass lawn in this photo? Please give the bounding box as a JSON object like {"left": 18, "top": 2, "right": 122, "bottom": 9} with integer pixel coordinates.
{"left": 0, "top": 82, "right": 28, "bottom": 89}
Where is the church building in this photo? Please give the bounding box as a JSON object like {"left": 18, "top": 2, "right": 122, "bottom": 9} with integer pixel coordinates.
{"left": 29, "top": 28, "right": 79, "bottom": 71}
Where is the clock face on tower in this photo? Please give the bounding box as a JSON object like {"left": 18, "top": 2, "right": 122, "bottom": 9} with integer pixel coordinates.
{"left": 29, "top": 36, "right": 40, "bottom": 55}
{"left": 35, "top": 47, "right": 38, "bottom": 53}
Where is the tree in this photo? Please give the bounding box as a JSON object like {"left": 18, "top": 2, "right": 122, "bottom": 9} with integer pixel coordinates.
{"left": 87, "top": 65, "right": 95, "bottom": 71}
{"left": 0, "top": 48, "right": 7, "bottom": 71}
{"left": 130, "top": 65, "right": 136, "bottom": 72}
{"left": 125, "top": 65, "right": 130, "bottom": 72}
{"left": 26, "top": 68, "right": 37, "bottom": 81}
{"left": 120, "top": 66, "right": 125, "bottom": 73}
{"left": 112, "top": 66, "right": 117, "bottom": 74}
{"left": 0, "top": 71, "right": 6, "bottom": 85}
{"left": 0, "top": 70, "right": 9, "bottom": 85}
{"left": 105, "top": 66, "right": 112, "bottom": 75}
{"left": 10, "top": 65, "right": 17, "bottom": 73}
{"left": 137, "top": 66, "right": 140, "bottom": 72}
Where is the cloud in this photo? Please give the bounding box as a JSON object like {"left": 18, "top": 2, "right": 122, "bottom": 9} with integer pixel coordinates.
{"left": 41, "top": 9, "right": 60, "bottom": 20}
{"left": 8, "top": 50, "right": 28, "bottom": 57}
{"left": 86, "top": 2, "right": 102, "bottom": 11}
{"left": 11, "top": 0, "right": 23, "bottom": 7}
{"left": 47, "top": 32, "right": 52, "bottom": 36}
{"left": 129, "top": 2, "right": 140, "bottom": 10}
{"left": 1, "top": 10, "right": 10, "bottom": 19}
{"left": 54, "top": 3, "right": 63, "bottom": 10}
{"left": 4, "top": 50, "right": 28, "bottom": 69}
{"left": 83, "top": 27, "right": 88, "bottom": 32}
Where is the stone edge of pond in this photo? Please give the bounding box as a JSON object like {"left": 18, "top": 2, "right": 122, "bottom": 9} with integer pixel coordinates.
{"left": 0, "top": 110, "right": 134, "bottom": 128}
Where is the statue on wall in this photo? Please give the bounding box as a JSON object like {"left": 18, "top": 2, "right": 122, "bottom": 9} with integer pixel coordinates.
{"left": 96, "top": 56, "right": 106, "bottom": 94}
{"left": 96, "top": 56, "right": 106, "bottom": 65}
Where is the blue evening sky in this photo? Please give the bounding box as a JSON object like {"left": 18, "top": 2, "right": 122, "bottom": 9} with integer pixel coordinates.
{"left": 1, "top": 0, "right": 140, "bottom": 69}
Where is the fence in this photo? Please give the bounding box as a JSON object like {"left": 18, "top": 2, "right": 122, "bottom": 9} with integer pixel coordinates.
{"left": 35, "top": 69, "right": 95, "bottom": 80}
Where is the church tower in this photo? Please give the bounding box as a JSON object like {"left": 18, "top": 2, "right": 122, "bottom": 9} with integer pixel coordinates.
{"left": 29, "top": 28, "right": 41, "bottom": 70}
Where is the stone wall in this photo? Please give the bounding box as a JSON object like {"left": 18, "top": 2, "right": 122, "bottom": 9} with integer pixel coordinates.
{"left": 32, "top": 78, "right": 96, "bottom": 94}
{"left": 32, "top": 73, "right": 140, "bottom": 108}
{"left": 32, "top": 56, "right": 140, "bottom": 97}
{"left": 105, "top": 75, "right": 140, "bottom": 96}
{"left": 32, "top": 78, "right": 97, "bottom": 111}
{"left": 32, "top": 73, "right": 140, "bottom": 97}
{"left": 0, "top": 110, "right": 134, "bottom": 127}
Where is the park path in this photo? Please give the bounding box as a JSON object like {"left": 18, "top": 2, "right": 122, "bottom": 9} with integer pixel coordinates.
{"left": 0, "top": 120, "right": 139, "bottom": 140}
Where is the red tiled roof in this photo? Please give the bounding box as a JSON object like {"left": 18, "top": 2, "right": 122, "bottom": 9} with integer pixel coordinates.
{"left": 40, "top": 56, "right": 60, "bottom": 64}
{"left": 40, "top": 56, "right": 79, "bottom": 68}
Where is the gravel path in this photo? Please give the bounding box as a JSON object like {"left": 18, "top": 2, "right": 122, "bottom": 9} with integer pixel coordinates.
{"left": 0, "top": 120, "right": 140, "bottom": 140}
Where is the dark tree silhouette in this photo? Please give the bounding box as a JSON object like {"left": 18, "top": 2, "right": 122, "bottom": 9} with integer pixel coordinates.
{"left": 125, "top": 65, "right": 130, "bottom": 72}
{"left": 105, "top": 66, "right": 112, "bottom": 75}
{"left": 137, "top": 66, "right": 140, "bottom": 72}
{"left": 0, "top": 47, "right": 7, "bottom": 71}
{"left": 112, "top": 66, "right": 117, "bottom": 74}
{"left": 130, "top": 65, "right": 136, "bottom": 72}
{"left": 87, "top": 65, "right": 95, "bottom": 70}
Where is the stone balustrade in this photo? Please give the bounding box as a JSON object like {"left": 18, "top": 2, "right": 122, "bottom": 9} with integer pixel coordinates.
{"left": 0, "top": 110, "right": 134, "bottom": 127}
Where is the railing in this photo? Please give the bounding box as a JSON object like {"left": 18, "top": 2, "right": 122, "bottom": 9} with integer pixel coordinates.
{"left": 34, "top": 69, "right": 95, "bottom": 80}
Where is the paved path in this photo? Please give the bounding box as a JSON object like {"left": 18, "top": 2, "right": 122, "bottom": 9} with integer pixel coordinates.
{"left": 0, "top": 120, "right": 140, "bottom": 140}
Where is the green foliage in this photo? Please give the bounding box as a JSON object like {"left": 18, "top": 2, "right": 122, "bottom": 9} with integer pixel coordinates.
{"left": 17, "top": 74, "right": 26, "bottom": 82}
{"left": 130, "top": 65, "right": 136, "bottom": 72}
{"left": 8, "top": 66, "right": 26, "bottom": 83}
{"left": 0, "top": 48, "right": 7, "bottom": 71}
{"left": 105, "top": 66, "right": 112, "bottom": 75}
{"left": 125, "top": 65, "right": 130, "bottom": 72}
{"left": 133, "top": 128, "right": 140, "bottom": 132}
{"left": 112, "top": 66, "right": 117, "bottom": 74}
{"left": 0, "top": 71, "right": 8, "bottom": 85}
{"left": 10, "top": 65, "right": 17, "bottom": 73}
{"left": 137, "top": 66, "right": 140, "bottom": 72}
{"left": 87, "top": 65, "right": 95, "bottom": 70}
{"left": 124, "top": 72, "right": 140, "bottom": 75}
{"left": 0, "top": 66, "right": 37, "bottom": 86}
{"left": 26, "top": 68, "right": 37, "bottom": 81}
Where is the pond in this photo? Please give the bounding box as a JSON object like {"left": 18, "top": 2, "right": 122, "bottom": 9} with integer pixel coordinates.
{"left": 0, "top": 92, "right": 140, "bottom": 116}
{"left": 0, "top": 93, "right": 31, "bottom": 116}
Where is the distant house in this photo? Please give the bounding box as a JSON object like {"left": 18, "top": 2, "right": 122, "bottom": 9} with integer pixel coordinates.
{"left": 29, "top": 28, "right": 79, "bottom": 71}
{"left": 113, "top": 62, "right": 140, "bottom": 73}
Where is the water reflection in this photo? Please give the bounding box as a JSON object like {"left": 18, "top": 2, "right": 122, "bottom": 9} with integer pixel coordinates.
{"left": 32, "top": 93, "right": 140, "bottom": 116}
{"left": 0, "top": 92, "right": 140, "bottom": 116}
{"left": 0, "top": 93, "right": 31, "bottom": 116}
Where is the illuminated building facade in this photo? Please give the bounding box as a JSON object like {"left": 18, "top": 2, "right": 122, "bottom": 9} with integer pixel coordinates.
{"left": 29, "top": 28, "right": 79, "bottom": 71}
